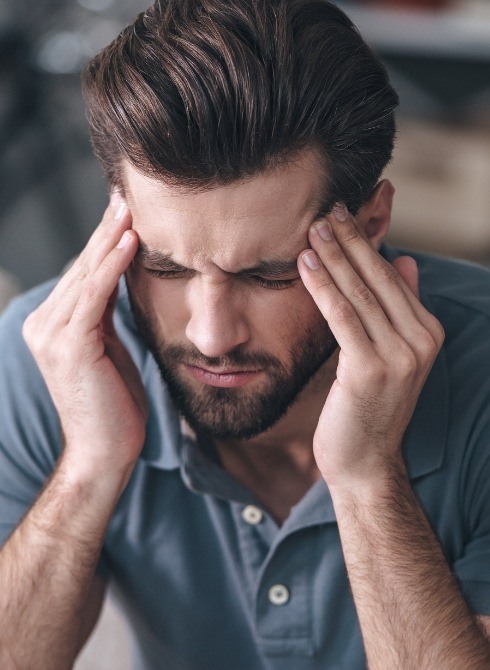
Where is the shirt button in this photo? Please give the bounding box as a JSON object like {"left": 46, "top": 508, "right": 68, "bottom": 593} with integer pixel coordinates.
{"left": 241, "top": 505, "right": 263, "bottom": 525}
{"left": 268, "top": 584, "right": 290, "bottom": 606}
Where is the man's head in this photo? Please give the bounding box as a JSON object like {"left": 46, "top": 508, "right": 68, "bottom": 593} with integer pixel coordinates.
{"left": 82, "top": 0, "right": 399, "bottom": 441}
{"left": 82, "top": 0, "right": 398, "bottom": 215}
{"left": 123, "top": 152, "right": 342, "bottom": 440}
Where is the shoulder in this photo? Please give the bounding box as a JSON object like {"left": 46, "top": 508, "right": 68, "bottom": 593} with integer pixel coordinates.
{"left": 415, "top": 250, "right": 490, "bottom": 320}
{"left": 0, "top": 279, "right": 57, "bottom": 385}
{"left": 383, "top": 244, "right": 490, "bottom": 338}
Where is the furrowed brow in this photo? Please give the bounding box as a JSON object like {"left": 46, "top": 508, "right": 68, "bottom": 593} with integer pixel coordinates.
{"left": 135, "top": 245, "right": 188, "bottom": 272}
{"left": 136, "top": 243, "right": 299, "bottom": 277}
{"left": 239, "top": 258, "right": 300, "bottom": 277}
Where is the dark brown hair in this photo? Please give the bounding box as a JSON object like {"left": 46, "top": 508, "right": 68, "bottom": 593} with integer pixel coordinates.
{"left": 82, "top": 0, "right": 398, "bottom": 213}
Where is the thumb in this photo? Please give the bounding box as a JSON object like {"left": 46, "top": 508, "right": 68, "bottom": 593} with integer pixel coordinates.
{"left": 392, "top": 255, "right": 419, "bottom": 299}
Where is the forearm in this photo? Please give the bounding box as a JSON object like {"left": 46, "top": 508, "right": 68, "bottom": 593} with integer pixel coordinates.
{"left": 0, "top": 200, "right": 145, "bottom": 668}
{"left": 330, "top": 465, "right": 490, "bottom": 670}
{"left": 0, "top": 455, "right": 126, "bottom": 670}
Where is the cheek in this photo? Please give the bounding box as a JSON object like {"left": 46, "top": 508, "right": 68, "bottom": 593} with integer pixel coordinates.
{"left": 126, "top": 269, "right": 189, "bottom": 334}
{"left": 250, "top": 283, "right": 324, "bottom": 347}
{"left": 268, "top": 282, "right": 321, "bottom": 324}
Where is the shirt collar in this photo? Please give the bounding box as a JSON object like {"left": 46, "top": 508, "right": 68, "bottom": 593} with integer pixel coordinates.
{"left": 139, "top": 354, "right": 182, "bottom": 470}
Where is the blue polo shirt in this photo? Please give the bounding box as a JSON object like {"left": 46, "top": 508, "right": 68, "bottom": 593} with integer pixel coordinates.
{"left": 1, "top": 245, "right": 490, "bottom": 670}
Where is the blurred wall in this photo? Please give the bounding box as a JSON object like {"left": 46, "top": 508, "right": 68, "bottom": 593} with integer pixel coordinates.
{"left": 0, "top": 0, "right": 148, "bottom": 289}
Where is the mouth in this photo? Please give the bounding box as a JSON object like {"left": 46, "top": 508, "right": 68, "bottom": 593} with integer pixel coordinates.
{"left": 183, "top": 364, "right": 263, "bottom": 388}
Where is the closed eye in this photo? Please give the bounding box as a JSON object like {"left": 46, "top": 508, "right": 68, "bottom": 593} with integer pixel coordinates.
{"left": 145, "top": 268, "right": 298, "bottom": 290}
{"left": 249, "top": 276, "right": 298, "bottom": 290}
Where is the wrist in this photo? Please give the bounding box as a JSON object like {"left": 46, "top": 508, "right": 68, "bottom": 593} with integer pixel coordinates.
{"left": 326, "top": 454, "right": 409, "bottom": 505}
{"left": 57, "top": 447, "right": 135, "bottom": 503}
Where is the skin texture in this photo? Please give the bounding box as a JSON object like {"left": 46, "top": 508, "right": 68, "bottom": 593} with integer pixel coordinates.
{"left": 124, "top": 152, "right": 340, "bottom": 444}
{"left": 0, "top": 150, "right": 489, "bottom": 668}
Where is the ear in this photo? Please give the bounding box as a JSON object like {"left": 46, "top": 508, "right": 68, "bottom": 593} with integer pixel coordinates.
{"left": 355, "top": 180, "right": 394, "bottom": 250}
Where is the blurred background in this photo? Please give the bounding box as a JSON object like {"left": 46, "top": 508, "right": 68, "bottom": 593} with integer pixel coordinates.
{"left": 0, "top": 0, "right": 149, "bottom": 291}
{"left": 1, "top": 0, "right": 490, "bottom": 293}
{"left": 0, "top": 0, "right": 489, "bottom": 667}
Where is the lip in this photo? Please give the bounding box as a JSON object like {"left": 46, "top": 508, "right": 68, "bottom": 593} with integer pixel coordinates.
{"left": 184, "top": 364, "right": 262, "bottom": 388}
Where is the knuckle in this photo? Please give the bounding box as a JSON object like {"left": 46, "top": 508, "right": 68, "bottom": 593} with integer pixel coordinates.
{"left": 22, "top": 310, "right": 47, "bottom": 354}
{"left": 372, "top": 261, "right": 398, "bottom": 284}
{"left": 417, "top": 328, "right": 438, "bottom": 352}
{"left": 351, "top": 281, "right": 374, "bottom": 306}
{"left": 358, "top": 356, "right": 387, "bottom": 387}
{"left": 330, "top": 299, "right": 354, "bottom": 322}
{"left": 315, "top": 275, "right": 335, "bottom": 292}
{"left": 429, "top": 316, "right": 445, "bottom": 347}
{"left": 415, "top": 326, "right": 443, "bottom": 360}
{"left": 395, "top": 344, "right": 418, "bottom": 377}
{"left": 70, "top": 254, "right": 89, "bottom": 280}
{"left": 22, "top": 312, "right": 37, "bottom": 343}
{"left": 337, "top": 223, "right": 361, "bottom": 245}
{"left": 81, "top": 278, "right": 99, "bottom": 304}
{"left": 323, "top": 245, "right": 344, "bottom": 263}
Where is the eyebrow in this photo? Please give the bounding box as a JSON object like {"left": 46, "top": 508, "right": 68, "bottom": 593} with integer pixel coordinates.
{"left": 135, "top": 243, "right": 299, "bottom": 277}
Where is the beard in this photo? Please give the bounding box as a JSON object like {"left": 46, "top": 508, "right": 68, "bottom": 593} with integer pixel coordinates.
{"left": 126, "top": 281, "right": 337, "bottom": 441}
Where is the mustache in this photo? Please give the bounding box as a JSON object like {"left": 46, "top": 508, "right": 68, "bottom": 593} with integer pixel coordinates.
{"left": 160, "top": 343, "right": 284, "bottom": 371}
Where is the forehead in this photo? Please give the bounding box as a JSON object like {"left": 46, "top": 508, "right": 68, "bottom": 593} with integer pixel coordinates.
{"left": 122, "top": 151, "right": 326, "bottom": 272}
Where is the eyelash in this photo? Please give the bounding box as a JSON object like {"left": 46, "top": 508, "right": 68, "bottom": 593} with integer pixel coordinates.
{"left": 252, "top": 277, "right": 297, "bottom": 290}
{"left": 146, "top": 269, "right": 297, "bottom": 290}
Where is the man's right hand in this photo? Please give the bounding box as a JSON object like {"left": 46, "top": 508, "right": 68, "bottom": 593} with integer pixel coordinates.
{"left": 22, "top": 195, "right": 147, "bottom": 486}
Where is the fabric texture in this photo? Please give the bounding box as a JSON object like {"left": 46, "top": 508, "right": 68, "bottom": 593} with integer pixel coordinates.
{"left": 0, "top": 245, "right": 489, "bottom": 670}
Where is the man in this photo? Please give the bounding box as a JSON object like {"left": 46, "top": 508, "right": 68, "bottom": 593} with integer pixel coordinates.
{"left": 0, "top": 1, "right": 490, "bottom": 668}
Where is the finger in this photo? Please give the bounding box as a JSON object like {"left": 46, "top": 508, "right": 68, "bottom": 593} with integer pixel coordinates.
{"left": 390, "top": 258, "right": 445, "bottom": 351}
{"left": 392, "top": 256, "right": 419, "bottom": 298}
{"left": 298, "top": 248, "right": 373, "bottom": 359}
{"left": 324, "top": 206, "right": 442, "bottom": 345}
{"left": 100, "top": 286, "right": 119, "bottom": 338}
{"left": 53, "top": 197, "right": 130, "bottom": 297}
{"left": 70, "top": 229, "right": 139, "bottom": 333}
{"left": 77, "top": 194, "right": 131, "bottom": 273}
{"left": 40, "top": 200, "right": 132, "bottom": 327}
{"left": 306, "top": 220, "right": 396, "bottom": 344}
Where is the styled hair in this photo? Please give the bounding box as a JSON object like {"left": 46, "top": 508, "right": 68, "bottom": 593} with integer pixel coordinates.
{"left": 82, "top": 0, "right": 398, "bottom": 213}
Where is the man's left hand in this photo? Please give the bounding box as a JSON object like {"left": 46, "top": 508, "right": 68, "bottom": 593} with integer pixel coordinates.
{"left": 298, "top": 204, "right": 445, "bottom": 492}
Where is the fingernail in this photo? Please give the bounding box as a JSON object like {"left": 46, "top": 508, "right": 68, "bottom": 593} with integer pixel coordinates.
{"left": 315, "top": 221, "right": 333, "bottom": 241}
{"left": 332, "top": 203, "right": 348, "bottom": 222}
{"left": 117, "top": 231, "right": 131, "bottom": 249}
{"left": 302, "top": 250, "right": 320, "bottom": 270}
{"left": 115, "top": 203, "right": 127, "bottom": 221}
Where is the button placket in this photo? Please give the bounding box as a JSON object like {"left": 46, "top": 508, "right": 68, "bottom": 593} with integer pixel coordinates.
{"left": 254, "top": 531, "right": 318, "bottom": 655}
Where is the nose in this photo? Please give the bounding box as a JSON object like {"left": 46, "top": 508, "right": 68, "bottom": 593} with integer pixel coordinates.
{"left": 185, "top": 281, "right": 250, "bottom": 358}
